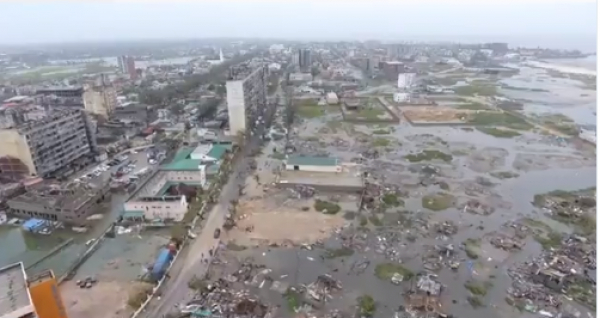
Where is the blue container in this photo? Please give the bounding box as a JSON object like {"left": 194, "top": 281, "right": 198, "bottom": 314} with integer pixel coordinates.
{"left": 150, "top": 248, "right": 174, "bottom": 281}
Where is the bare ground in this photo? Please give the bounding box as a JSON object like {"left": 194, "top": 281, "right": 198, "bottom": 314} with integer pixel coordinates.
{"left": 62, "top": 280, "right": 151, "bottom": 318}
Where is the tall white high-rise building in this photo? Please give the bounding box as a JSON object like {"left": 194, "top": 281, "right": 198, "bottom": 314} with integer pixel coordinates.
{"left": 226, "top": 64, "right": 268, "bottom": 135}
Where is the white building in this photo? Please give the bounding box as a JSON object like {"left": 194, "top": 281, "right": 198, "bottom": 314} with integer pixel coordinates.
{"left": 226, "top": 65, "right": 269, "bottom": 134}
{"left": 326, "top": 92, "right": 339, "bottom": 105}
{"left": 285, "top": 156, "right": 342, "bottom": 173}
{"left": 393, "top": 93, "right": 409, "bottom": 103}
{"left": 123, "top": 195, "right": 189, "bottom": 222}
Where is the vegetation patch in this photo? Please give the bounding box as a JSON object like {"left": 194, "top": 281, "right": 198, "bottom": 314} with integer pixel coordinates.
{"left": 490, "top": 171, "right": 520, "bottom": 179}
{"left": 368, "top": 215, "right": 383, "bottom": 226}
{"left": 372, "top": 137, "right": 391, "bottom": 147}
{"left": 357, "top": 295, "right": 377, "bottom": 317}
{"left": 534, "top": 230, "right": 564, "bottom": 250}
{"left": 467, "top": 296, "right": 484, "bottom": 308}
{"left": 372, "top": 128, "right": 391, "bottom": 135}
{"left": 468, "top": 112, "right": 533, "bottom": 130}
{"left": 324, "top": 247, "right": 355, "bottom": 259}
{"left": 297, "top": 105, "right": 324, "bottom": 118}
{"left": 359, "top": 216, "right": 369, "bottom": 227}
{"left": 226, "top": 242, "right": 247, "bottom": 251}
{"left": 314, "top": 200, "right": 341, "bottom": 214}
{"left": 374, "top": 263, "right": 414, "bottom": 280}
{"left": 537, "top": 113, "right": 579, "bottom": 136}
{"left": 454, "top": 84, "right": 498, "bottom": 97}
{"left": 477, "top": 127, "right": 521, "bottom": 138}
{"left": 405, "top": 150, "right": 453, "bottom": 163}
{"left": 464, "top": 280, "right": 493, "bottom": 296}
{"left": 421, "top": 193, "right": 455, "bottom": 211}
{"left": 464, "top": 238, "right": 481, "bottom": 259}
{"left": 382, "top": 193, "right": 404, "bottom": 207}
{"left": 456, "top": 102, "right": 490, "bottom": 110}
{"left": 284, "top": 288, "right": 303, "bottom": 312}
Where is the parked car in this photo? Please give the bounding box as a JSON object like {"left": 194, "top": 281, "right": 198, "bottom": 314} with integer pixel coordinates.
{"left": 213, "top": 228, "right": 221, "bottom": 239}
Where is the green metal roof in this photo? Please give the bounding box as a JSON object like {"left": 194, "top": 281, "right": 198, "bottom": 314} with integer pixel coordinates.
{"left": 161, "top": 147, "right": 201, "bottom": 171}
{"left": 122, "top": 210, "right": 145, "bottom": 219}
{"left": 206, "top": 144, "right": 232, "bottom": 160}
{"left": 286, "top": 156, "right": 339, "bottom": 166}
{"left": 161, "top": 144, "right": 231, "bottom": 171}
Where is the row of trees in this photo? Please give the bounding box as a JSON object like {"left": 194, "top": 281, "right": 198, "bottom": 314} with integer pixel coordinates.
{"left": 138, "top": 52, "right": 260, "bottom": 106}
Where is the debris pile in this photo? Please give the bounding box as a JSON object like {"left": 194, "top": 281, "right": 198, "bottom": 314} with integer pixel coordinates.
{"left": 303, "top": 275, "right": 342, "bottom": 303}
{"left": 490, "top": 233, "right": 524, "bottom": 251}
{"left": 187, "top": 279, "right": 271, "bottom": 318}
{"left": 75, "top": 276, "right": 98, "bottom": 289}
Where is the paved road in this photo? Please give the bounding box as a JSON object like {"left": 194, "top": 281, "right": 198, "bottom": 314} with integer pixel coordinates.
{"left": 142, "top": 129, "right": 267, "bottom": 318}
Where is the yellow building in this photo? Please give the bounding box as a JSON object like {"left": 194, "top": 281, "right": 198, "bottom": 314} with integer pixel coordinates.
{"left": 83, "top": 85, "right": 117, "bottom": 119}
{"left": 27, "top": 270, "right": 68, "bottom": 318}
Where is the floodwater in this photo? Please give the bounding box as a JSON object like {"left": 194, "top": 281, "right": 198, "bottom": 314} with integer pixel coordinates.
{"left": 49, "top": 56, "right": 201, "bottom": 69}
{"left": 0, "top": 151, "right": 164, "bottom": 280}
{"left": 214, "top": 64, "right": 596, "bottom": 318}
{"left": 500, "top": 63, "right": 597, "bottom": 125}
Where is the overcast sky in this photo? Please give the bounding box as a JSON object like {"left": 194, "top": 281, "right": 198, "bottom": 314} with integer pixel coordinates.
{"left": 0, "top": 0, "right": 596, "bottom": 50}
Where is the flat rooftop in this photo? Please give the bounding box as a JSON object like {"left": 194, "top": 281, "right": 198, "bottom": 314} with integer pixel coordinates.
{"left": 0, "top": 262, "right": 32, "bottom": 318}
{"left": 227, "top": 64, "right": 264, "bottom": 81}
{"left": 279, "top": 171, "right": 363, "bottom": 189}
{"left": 9, "top": 182, "right": 106, "bottom": 211}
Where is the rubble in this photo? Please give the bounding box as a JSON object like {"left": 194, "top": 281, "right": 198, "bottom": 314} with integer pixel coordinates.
{"left": 303, "top": 275, "right": 342, "bottom": 303}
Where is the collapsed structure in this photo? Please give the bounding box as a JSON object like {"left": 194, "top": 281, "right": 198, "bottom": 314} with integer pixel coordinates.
{"left": 7, "top": 180, "right": 110, "bottom": 225}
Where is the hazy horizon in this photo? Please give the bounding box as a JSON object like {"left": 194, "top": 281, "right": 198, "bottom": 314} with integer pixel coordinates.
{"left": 0, "top": 0, "right": 596, "bottom": 51}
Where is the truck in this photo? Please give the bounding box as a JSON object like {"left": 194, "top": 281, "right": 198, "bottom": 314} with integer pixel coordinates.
{"left": 150, "top": 248, "right": 175, "bottom": 282}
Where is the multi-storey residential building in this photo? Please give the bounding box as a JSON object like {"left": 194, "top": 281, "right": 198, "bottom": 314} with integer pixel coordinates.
{"left": 225, "top": 64, "right": 268, "bottom": 134}
{"left": 83, "top": 85, "right": 117, "bottom": 119}
{"left": 0, "top": 108, "right": 97, "bottom": 178}
{"left": 297, "top": 49, "right": 312, "bottom": 70}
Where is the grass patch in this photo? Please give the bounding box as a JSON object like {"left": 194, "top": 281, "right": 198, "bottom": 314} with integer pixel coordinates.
{"left": 382, "top": 193, "right": 404, "bottom": 207}
{"left": 464, "top": 280, "right": 493, "bottom": 296}
{"left": 534, "top": 230, "right": 564, "bottom": 250}
{"left": 467, "top": 296, "right": 484, "bottom": 308}
{"left": 374, "top": 263, "right": 414, "bottom": 281}
{"left": 297, "top": 105, "right": 324, "bottom": 118}
{"left": 468, "top": 112, "right": 533, "bottom": 130}
{"left": 226, "top": 242, "right": 247, "bottom": 251}
{"left": 324, "top": 247, "right": 355, "bottom": 259}
{"left": 490, "top": 171, "right": 520, "bottom": 179}
{"left": 357, "top": 107, "right": 385, "bottom": 120}
{"left": 314, "top": 200, "right": 341, "bottom": 214}
{"left": 405, "top": 150, "right": 453, "bottom": 163}
{"left": 464, "top": 238, "right": 481, "bottom": 259}
{"left": 357, "top": 295, "right": 377, "bottom": 317}
{"left": 372, "top": 128, "right": 391, "bottom": 135}
{"left": 421, "top": 193, "right": 455, "bottom": 211}
{"left": 457, "top": 102, "right": 489, "bottom": 110}
{"left": 284, "top": 288, "right": 303, "bottom": 312}
{"left": 476, "top": 127, "right": 522, "bottom": 138}
{"left": 368, "top": 215, "right": 383, "bottom": 226}
{"left": 359, "top": 216, "right": 368, "bottom": 227}
{"left": 372, "top": 137, "right": 391, "bottom": 147}
{"left": 454, "top": 84, "right": 498, "bottom": 97}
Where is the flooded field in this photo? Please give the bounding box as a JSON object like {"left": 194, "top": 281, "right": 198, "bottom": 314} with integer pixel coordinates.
{"left": 183, "top": 64, "right": 596, "bottom": 318}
